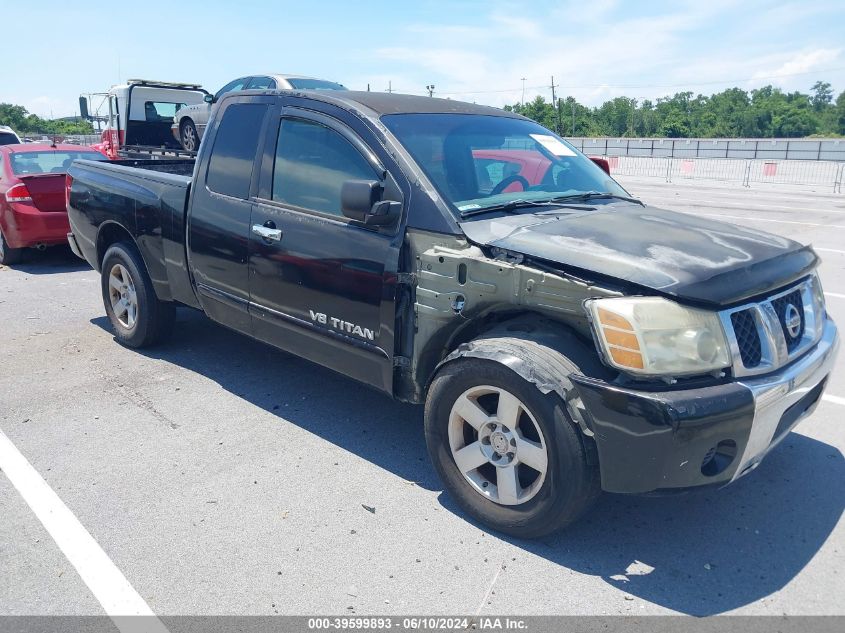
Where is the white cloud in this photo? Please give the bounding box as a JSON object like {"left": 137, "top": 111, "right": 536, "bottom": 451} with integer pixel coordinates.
{"left": 752, "top": 48, "right": 842, "bottom": 80}
{"left": 362, "top": 1, "right": 845, "bottom": 108}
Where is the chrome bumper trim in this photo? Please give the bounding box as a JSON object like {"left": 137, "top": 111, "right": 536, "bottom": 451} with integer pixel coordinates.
{"left": 731, "top": 317, "right": 839, "bottom": 481}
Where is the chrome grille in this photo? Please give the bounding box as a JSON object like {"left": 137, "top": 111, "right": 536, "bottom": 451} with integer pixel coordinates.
{"left": 720, "top": 276, "right": 824, "bottom": 378}
{"left": 730, "top": 309, "right": 762, "bottom": 367}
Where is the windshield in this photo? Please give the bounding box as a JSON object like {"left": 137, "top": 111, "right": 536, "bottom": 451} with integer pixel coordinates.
{"left": 287, "top": 78, "right": 346, "bottom": 90}
{"left": 10, "top": 150, "right": 106, "bottom": 175}
{"left": 382, "top": 113, "right": 627, "bottom": 215}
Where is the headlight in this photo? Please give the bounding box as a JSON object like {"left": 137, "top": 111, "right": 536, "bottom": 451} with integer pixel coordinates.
{"left": 586, "top": 296, "right": 730, "bottom": 377}
{"left": 811, "top": 272, "right": 826, "bottom": 321}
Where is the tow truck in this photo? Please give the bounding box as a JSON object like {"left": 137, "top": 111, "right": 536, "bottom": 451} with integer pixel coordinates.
{"left": 78, "top": 79, "right": 209, "bottom": 160}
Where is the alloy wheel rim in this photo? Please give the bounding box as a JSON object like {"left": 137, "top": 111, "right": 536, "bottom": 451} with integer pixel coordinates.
{"left": 183, "top": 126, "right": 197, "bottom": 151}
{"left": 448, "top": 385, "right": 548, "bottom": 506}
{"left": 108, "top": 264, "right": 138, "bottom": 329}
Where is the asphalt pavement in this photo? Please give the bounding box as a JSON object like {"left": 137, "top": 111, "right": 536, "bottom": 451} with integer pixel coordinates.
{"left": 1, "top": 177, "right": 843, "bottom": 617}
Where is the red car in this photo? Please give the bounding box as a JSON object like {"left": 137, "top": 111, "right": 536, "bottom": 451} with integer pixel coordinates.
{"left": 0, "top": 144, "right": 107, "bottom": 264}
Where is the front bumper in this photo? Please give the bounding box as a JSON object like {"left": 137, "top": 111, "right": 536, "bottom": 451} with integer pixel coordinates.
{"left": 571, "top": 317, "right": 839, "bottom": 494}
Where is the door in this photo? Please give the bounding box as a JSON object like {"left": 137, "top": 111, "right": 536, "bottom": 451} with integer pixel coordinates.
{"left": 248, "top": 108, "right": 404, "bottom": 391}
{"left": 187, "top": 99, "right": 270, "bottom": 332}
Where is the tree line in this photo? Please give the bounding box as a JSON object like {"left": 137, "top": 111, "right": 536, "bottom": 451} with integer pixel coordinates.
{"left": 3, "top": 81, "right": 845, "bottom": 139}
{"left": 0, "top": 103, "right": 94, "bottom": 136}
{"left": 505, "top": 82, "right": 845, "bottom": 138}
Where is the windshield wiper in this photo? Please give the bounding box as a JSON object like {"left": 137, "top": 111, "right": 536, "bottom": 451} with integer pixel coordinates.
{"left": 545, "top": 191, "right": 644, "bottom": 206}
{"left": 459, "top": 198, "right": 596, "bottom": 219}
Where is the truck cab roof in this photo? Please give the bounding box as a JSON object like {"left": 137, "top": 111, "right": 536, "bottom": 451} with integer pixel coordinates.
{"left": 229, "top": 89, "right": 524, "bottom": 119}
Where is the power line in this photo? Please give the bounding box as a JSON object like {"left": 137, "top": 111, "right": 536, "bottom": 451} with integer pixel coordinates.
{"left": 426, "top": 66, "right": 845, "bottom": 97}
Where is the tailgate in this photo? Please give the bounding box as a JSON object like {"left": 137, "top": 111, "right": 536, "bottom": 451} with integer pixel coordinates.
{"left": 19, "top": 174, "right": 67, "bottom": 213}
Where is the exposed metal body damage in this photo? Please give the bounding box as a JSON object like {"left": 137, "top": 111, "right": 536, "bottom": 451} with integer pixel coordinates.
{"left": 401, "top": 228, "right": 621, "bottom": 403}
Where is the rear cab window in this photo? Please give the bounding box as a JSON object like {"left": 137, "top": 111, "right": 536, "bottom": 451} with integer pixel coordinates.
{"left": 0, "top": 132, "right": 20, "bottom": 146}
{"left": 206, "top": 103, "right": 268, "bottom": 198}
{"left": 144, "top": 102, "right": 186, "bottom": 122}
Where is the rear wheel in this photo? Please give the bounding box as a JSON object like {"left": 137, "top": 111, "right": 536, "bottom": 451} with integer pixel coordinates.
{"left": 180, "top": 119, "right": 199, "bottom": 152}
{"left": 0, "top": 228, "right": 24, "bottom": 265}
{"left": 425, "top": 356, "right": 600, "bottom": 538}
{"left": 101, "top": 242, "right": 175, "bottom": 348}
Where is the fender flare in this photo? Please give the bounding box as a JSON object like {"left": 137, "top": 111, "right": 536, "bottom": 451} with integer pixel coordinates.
{"left": 432, "top": 316, "right": 614, "bottom": 434}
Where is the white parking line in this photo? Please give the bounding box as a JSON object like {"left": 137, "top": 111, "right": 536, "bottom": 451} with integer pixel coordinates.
{"left": 816, "top": 248, "right": 845, "bottom": 254}
{"left": 0, "top": 429, "right": 168, "bottom": 632}
{"left": 824, "top": 395, "right": 845, "bottom": 407}
{"left": 825, "top": 292, "right": 845, "bottom": 299}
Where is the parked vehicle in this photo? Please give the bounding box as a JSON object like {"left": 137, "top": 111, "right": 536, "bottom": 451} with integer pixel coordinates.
{"left": 0, "top": 143, "right": 107, "bottom": 264}
{"left": 171, "top": 74, "right": 346, "bottom": 151}
{"left": 79, "top": 79, "right": 209, "bottom": 159}
{"left": 0, "top": 125, "right": 21, "bottom": 145}
{"left": 66, "top": 91, "right": 839, "bottom": 537}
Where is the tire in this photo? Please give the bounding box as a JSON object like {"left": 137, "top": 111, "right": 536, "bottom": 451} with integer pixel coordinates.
{"left": 179, "top": 119, "right": 199, "bottom": 152}
{"left": 101, "top": 241, "right": 175, "bottom": 348}
{"left": 0, "top": 228, "right": 24, "bottom": 265}
{"left": 425, "top": 356, "right": 600, "bottom": 538}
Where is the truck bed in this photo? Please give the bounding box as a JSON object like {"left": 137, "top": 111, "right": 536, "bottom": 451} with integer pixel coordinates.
{"left": 106, "top": 158, "right": 196, "bottom": 177}
{"left": 66, "top": 158, "right": 199, "bottom": 308}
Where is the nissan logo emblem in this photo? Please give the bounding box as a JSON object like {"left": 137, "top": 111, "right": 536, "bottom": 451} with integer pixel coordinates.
{"left": 784, "top": 303, "right": 802, "bottom": 338}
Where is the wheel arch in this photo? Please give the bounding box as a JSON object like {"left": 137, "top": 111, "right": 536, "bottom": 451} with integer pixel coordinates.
{"left": 427, "top": 313, "right": 615, "bottom": 443}
{"left": 96, "top": 222, "right": 172, "bottom": 301}
{"left": 96, "top": 221, "right": 136, "bottom": 270}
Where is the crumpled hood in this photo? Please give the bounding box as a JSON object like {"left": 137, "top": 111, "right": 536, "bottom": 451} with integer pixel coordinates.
{"left": 459, "top": 203, "right": 818, "bottom": 306}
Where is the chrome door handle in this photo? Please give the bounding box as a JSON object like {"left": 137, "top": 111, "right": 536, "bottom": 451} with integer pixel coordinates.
{"left": 252, "top": 224, "right": 282, "bottom": 242}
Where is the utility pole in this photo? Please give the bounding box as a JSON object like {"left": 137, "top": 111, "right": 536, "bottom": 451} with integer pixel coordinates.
{"left": 367, "top": 83, "right": 370, "bottom": 92}
{"left": 549, "top": 76, "right": 561, "bottom": 135}
{"left": 629, "top": 97, "right": 636, "bottom": 137}
{"left": 521, "top": 77, "right": 526, "bottom": 106}
{"left": 386, "top": 80, "right": 392, "bottom": 93}
{"left": 571, "top": 100, "right": 576, "bottom": 136}
{"left": 426, "top": 84, "right": 435, "bottom": 97}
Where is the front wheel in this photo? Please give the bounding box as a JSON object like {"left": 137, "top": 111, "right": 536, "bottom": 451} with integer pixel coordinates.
{"left": 101, "top": 242, "right": 175, "bottom": 348}
{"left": 425, "top": 357, "right": 600, "bottom": 538}
{"left": 179, "top": 119, "right": 199, "bottom": 152}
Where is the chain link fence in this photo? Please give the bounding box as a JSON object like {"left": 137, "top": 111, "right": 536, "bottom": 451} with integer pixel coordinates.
{"left": 602, "top": 155, "right": 844, "bottom": 192}
{"left": 18, "top": 133, "right": 101, "bottom": 145}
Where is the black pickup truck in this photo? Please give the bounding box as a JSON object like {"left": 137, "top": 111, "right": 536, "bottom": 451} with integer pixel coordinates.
{"left": 66, "top": 90, "right": 839, "bottom": 537}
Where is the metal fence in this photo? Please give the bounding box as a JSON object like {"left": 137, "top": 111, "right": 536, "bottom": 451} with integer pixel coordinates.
{"left": 19, "top": 133, "right": 101, "bottom": 145}
{"left": 603, "top": 155, "right": 845, "bottom": 192}
{"left": 570, "top": 137, "right": 845, "bottom": 162}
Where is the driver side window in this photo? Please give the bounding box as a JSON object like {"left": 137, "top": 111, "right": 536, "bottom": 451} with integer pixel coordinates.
{"left": 271, "top": 118, "right": 378, "bottom": 217}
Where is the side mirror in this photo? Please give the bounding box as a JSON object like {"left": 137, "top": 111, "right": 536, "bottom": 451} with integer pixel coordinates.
{"left": 204, "top": 94, "right": 214, "bottom": 104}
{"left": 79, "top": 96, "right": 90, "bottom": 120}
{"left": 341, "top": 179, "right": 399, "bottom": 226}
{"left": 590, "top": 156, "right": 611, "bottom": 175}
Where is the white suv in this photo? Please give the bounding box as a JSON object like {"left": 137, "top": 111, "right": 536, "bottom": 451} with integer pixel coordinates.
{"left": 0, "top": 125, "right": 21, "bottom": 145}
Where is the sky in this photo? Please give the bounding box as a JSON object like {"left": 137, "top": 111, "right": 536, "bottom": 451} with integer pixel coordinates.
{"left": 1, "top": 0, "right": 844, "bottom": 119}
